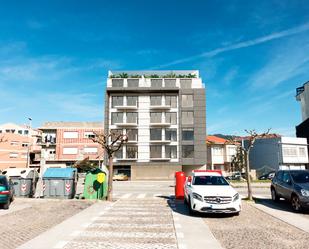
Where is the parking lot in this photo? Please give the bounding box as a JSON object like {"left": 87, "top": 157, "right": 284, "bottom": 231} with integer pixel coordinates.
{"left": 0, "top": 180, "right": 309, "bottom": 249}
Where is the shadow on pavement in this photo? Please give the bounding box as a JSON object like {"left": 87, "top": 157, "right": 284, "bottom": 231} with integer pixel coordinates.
{"left": 254, "top": 197, "right": 309, "bottom": 215}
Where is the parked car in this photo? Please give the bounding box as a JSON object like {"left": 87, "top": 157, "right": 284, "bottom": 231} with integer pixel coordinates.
{"left": 258, "top": 171, "right": 275, "bottom": 180}
{"left": 0, "top": 175, "right": 15, "bottom": 209}
{"left": 113, "top": 173, "right": 129, "bottom": 181}
{"left": 184, "top": 171, "right": 241, "bottom": 215}
{"left": 271, "top": 170, "right": 309, "bottom": 212}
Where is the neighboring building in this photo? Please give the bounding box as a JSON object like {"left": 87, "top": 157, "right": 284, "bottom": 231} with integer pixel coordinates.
{"left": 246, "top": 136, "right": 308, "bottom": 174}
{"left": 206, "top": 135, "right": 237, "bottom": 171}
{"left": 296, "top": 81, "right": 309, "bottom": 162}
{"left": 104, "top": 70, "right": 207, "bottom": 179}
{"left": 39, "top": 122, "right": 104, "bottom": 168}
{"left": 0, "top": 123, "right": 41, "bottom": 170}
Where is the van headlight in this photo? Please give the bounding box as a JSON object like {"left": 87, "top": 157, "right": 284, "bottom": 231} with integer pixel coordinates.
{"left": 300, "top": 189, "right": 309, "bottom": 197}
{"left": 233, "top": 193, "right": 240, "bottom": 202}
{"left": 192, "top": 192, "right": 203, "bottom": 202}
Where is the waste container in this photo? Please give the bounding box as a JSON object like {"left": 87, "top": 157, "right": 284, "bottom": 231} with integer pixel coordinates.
{"left": 3, "top": 168, "right": 39, "bottom": 197}
{"left": 43, "top": 168, "right": 77, "bottom": 199}
{"left": 83, "top": 168, "right": 107, "bottom": 200}
{"left": 175, "top": 171, "right": 186, "bottom": 199}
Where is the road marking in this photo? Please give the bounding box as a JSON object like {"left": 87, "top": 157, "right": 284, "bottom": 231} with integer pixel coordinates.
{"left": 120, "top": 193, "right": 132, "bottom": 199}
{"left": 137, "top": 193, "right": 146, "bottom": 198}
{"left": 54, "top": 241, "right": 68, "bottom": 248}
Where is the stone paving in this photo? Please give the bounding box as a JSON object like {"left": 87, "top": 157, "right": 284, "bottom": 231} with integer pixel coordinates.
{"left": 63, "top": 198, "right": 178, "bottom": 249}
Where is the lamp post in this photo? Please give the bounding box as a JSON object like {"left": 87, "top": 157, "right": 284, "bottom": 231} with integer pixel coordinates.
{"left": 26, "top": 117, "right": 32, "bottom": 168}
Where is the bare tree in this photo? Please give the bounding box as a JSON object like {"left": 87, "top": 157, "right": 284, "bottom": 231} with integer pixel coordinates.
{"left": 91, "top": 131, "right": 128, "bottom": 201}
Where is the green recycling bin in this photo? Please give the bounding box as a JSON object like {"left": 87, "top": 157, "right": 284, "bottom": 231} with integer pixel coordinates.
{"left": 83, "top": 168, "right": 107, "bottom": 199}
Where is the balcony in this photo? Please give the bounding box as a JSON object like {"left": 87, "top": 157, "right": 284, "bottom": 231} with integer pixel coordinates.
{"left": 150, "top": 157, "right": 171, "bottom": 161}
{"left": 114, "top": 105, "right": 138, "bottom": 110}
{"left": 114, "top": 122, "right": 138, "bottom": 127}
{"left": 150, "top": 140, "right": 171, "bottom": 144}
{"left": 149, "top": 122, "right": 171, "bottom": 127}
{"left": 149, "top": 105, "right": 171, "bottom": 110}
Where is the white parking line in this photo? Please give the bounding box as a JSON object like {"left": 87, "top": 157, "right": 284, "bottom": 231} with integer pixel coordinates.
{"left": 53, "top": 241, "right": 68, "bottom": 249}
{"left": 137, "top": 193, "right": 146, "bottom": 198}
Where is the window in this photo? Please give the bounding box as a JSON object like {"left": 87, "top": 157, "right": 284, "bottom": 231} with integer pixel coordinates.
{"left": 151, "top": 79, "right": 162, "bottom": 87}
{"left": 150, "top": 129, "right": 162, "bottom": 140}
{"left": 126, "top": 112, "right": 138, "bottom": 123}
{"left": 164, "top": 79, "right": 176, "bottom": 87}
{"left": 182, "top": 95, "right": 193, "bottom": 107}
{"left": 182, "top": 129, "right": 194, "bottom": 140}
{"left": 165, "top": 96, "right": 177, "bottom": 108}
{"left": 63, "top": 131, "right": 78, "bottom": 139}
{"left": 182, "top": 111, "right": 194, "bottom": 124}
{"left": 127, "top": 79, "right": 139, "bottom": 87}
{"left": 150, "top": 96, "right": 162, "bottom": 106}
{"left": 9, "top": 152, "right": 18, "bottom": 158}
{"left": 112, "top": 79, "right": 123, "bottom": 87}
{"left": 165, "top": 145, "right": 177, "bottom": 159}
{"left": 63, "top": 147, "right": 78, "bottom": 155}
{"left": 84, "top": 131, "right": 95, "bottom": 139}
{"left": 126, "top": 146, "right": 138, "bottom": 158}
{"left": 127, "top": 129, "right": 138, "bottom": 141}
{"left": 299, "top": 147, "right": 306, "bottom": 156}
{"left": 24, "top": 130, "right": 29, "bottom": 135}
{"left": 165, "top": 129, "right": 177, "bottom": 141}
{"left": 282, "top": 147, "right": 297, "bottom": 156}
{"left": 150, "top": 112, "right": 162, "bottom": 123}
{"left": 213, "top": 146, "right": 223, "bottom": 156}
{"left": 150, "top": 145, "right": 162, "bottom": 158}
{"left": 111, "top": 112, "right": 123, "bottom": 124}
{"left": 112, "top": 96, "right": 123, "bottom": 107}
{"left": 84, "top": 147, "right": 98, "bottom": 154}
{"left": 111, "top": 129, "right": 123, "bottom": 140}
{"left": 0, "top": 130, "right": 2, "bottom": 133}
{"left": 180, "top": 79, "right": 192, "bottom": 88}
{"left": 165, "top": 112, "right": 177, "bottom": 124}
{"left": 11, "top": 141, "right": 19, "bottom": 146}
{"left": 127, "top": 96, "right": 138, "bottom": 106}
{"left": 193, "top": 176, "right": 229, "bottom": 186}
{"left": 182, "top": 145, "right": 194, "bottom": 158}
{"left": 114, "top": 148, "right": 123, "bottom": 159}
{"left": 18, "top": 130, "right": 23, "bottom": 135}
{"left": 282, "top": 171, "right": 291, "bottom": 183}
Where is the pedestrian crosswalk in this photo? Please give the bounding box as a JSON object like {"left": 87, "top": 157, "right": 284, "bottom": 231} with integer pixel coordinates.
{"left": 113, "top": 193, "right": 171, "bottom": 199}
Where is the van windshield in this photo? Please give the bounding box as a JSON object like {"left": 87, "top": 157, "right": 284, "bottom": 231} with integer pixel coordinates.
{"left": 193, "top": 176, "right": 229, "bottom": 186}
{"left": 290, "top": 171, "right": 309, "bottom": 184}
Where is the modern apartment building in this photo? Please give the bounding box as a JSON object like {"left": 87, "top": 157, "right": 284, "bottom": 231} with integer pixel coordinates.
{"left": 104, "top": 70, "right": 207, "bottom": 180}
{"left": 206, "top": 135, "right": 237, "bottom": 171}
{"left": 39, "top": 122, "right": 104, "bottom": 168}
{"left": 0, "top": 123, "right": 41, "bottom": 170}
{"left": 296, "top": 81, "right": 309, "bottom": 158}
{"left": 245, "top": 136, "right": 308, "bottom": 174}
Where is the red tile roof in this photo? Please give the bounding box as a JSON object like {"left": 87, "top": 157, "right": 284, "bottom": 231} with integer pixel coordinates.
{"left": 206, "top": 135, "right": 229, "bottom": 144}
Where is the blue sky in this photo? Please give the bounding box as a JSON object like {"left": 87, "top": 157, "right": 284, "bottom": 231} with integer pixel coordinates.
{"left": 0, "top": 0, "right": 308, "bottom": 136}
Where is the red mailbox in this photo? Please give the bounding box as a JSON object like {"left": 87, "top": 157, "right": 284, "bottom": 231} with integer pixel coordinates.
{"left": 175, "top": 171, "right": 186, "bottom": 199}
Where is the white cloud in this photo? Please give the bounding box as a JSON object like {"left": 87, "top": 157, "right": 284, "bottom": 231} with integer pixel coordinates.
{"left": 153, "top": 22, "right": 309, "bottom": 69}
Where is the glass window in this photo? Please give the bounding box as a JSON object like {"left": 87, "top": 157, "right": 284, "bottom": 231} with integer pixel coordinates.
{"left": 114, "top": 148, "right": 123, "bottom": 159}
{"left": 182, "top": 95, "right": 193, "bottom": 107}
{"left": 63, "top": 131, "right": 78, "bottom": 139}
{"left": 165, "top": 112, "right": 177, "bottom": 124}
{"left": 112, "top": 79, "right": 124, "bottom": 87}
{"left": 282, "top": 171, "right": 291, "bottom": 183}
{"left": 127, "top": 96, "right": 138, "bottom": 106}
{"left": 165, "top": 145, "right": 177, "bottom": 159}
{"left": 150, "top": 96, "right": 162, "bottom": 106}
{"left": 111, "top": 112, "right": 123, "bottom": 124}
{"left": 150, "top": 145, "right": 162, "bottom": 158}
{"left": 112, "top": 96, "right": 123, "bottom": 107}
{"left": 63, "top": 148, "right": 78, "bottom": 155}
{"left": 276, "top": 171, "right": 283, "bottom": 181}
{"left": 84, "top": 147, "right": 98, "bottom": 154}
{"left": 182, "top": 111, "right": 194, "bottom": 124}
{"left": 182, "top": 129, "right": 194, "bottom": 140}
{"left": 165, "top": 129, "right": 177, "bottom": 141}
{"left": 182, "top": 145, "right": 194, "bottom": 158}
{"left": 127, "top": 79, "right": 139, "bottom": 87}
{"left": 193, "top": 176, "right": 229, "bottom": 186}
{"left": 282, "top": 147, "right": 297, "bottom": 156}
{"left": 150, "top": 112, "right": 162, "bottom": 123}
{"left": 126, "top": 145, "right": 138, "bottom": 158}
{"left": 291, "top": 171, "right": 309, "bottom": 183}
{"left": 180, "top": 79, "right": 192, "bottom": 88}
{"left": 127, "top": 129, "right": 138, "bottom": 141}
{"left": 150, "top": 129, "right": 162, "bottom": 140}
{"left": 111, "top": 129, "right": 123, "bottom": 140}
{"left": 165, "top": 96, "right": 177, "bottom": 108}
{"left": 299, "top": 147, "right": 306, "bottom": 156}
{"left": 84, "top": 131, "right": 95, "bottom": 139}
{"left": 126, "top": 112, "right": 138, "bottom": 123}
{"left": 151, "top": 79, "right": 162, "bottom": 87}
{"left": 18, "top": 130, "right": 23, "bottom": 134}
{"left": 213, "top": 146, "right": 223, "bottom": 156}
{"left": 164, "top": 79, "right": 176, "bottom": 87}
{"left": 24, "top": 130, "right": 29, "bottom": 135}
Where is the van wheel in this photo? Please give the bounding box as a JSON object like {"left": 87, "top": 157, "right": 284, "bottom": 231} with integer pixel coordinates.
{"left": 291, "top": 194, "right": 301, "bottom": 212}
{"left": 271, "top": 188, "right": 279, "bottom": 202}
{"left": 3, "top": 201, "right": 10, "bottom": 210}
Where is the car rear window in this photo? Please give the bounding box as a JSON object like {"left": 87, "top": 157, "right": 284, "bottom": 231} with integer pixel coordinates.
{"left": 0, "top": 178, "right": 8, "bottom": 186}
{"left": 290, "top": 171, "right": 309, "bottom": 183}
{"left": 193, "top": 176, "right": 229, "bottom": 186}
